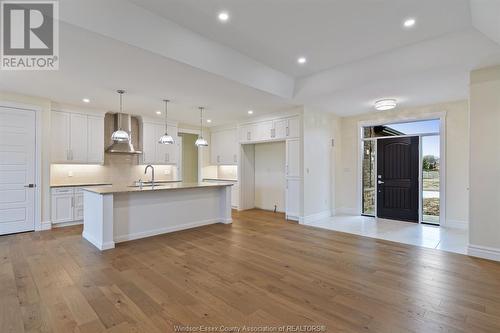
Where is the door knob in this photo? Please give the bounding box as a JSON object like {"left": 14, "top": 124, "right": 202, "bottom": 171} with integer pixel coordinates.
{"left": 377, "top": 180, "right": 384, "bottom": 184}
{"left": 24, "top": 184, "right": 36, "bottom": 188}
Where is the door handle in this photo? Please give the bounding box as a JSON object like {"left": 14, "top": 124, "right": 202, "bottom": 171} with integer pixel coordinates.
{"left": 24, "top": 184, "right": 36, "bottom": 188}
{"left": 378, "top": 180, "right": 385, "bottom": 184}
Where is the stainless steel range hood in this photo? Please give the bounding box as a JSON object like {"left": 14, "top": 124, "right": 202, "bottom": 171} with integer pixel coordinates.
{"left": 105, "top": 113, "right": 142, "bottom": 155}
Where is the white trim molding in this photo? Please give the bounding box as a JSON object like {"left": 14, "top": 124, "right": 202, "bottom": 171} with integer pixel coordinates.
{"left": 468, "top": 244, "right": 500, "bottom": 262}
{"left": 335, "top": 207, "right": 358, "bottom": 215}
{"left": 299, "top": 211, "right": 331, "bottom": 225}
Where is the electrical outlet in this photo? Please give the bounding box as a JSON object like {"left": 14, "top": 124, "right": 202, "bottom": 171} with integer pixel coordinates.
{"left": 68, "top": 171, "right": 73, "bottom": 177}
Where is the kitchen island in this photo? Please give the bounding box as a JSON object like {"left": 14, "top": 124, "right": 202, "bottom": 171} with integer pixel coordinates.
{"left": 82, "top": 182, "right": 233, "bottom": 250}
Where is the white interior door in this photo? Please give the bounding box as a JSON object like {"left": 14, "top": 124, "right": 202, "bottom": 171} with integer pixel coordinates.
{"left": 0, "top": 107, "right": 36, "bottom": 235}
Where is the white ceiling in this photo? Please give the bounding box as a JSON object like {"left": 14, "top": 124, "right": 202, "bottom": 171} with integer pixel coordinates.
{"left": 1, "top": 0, "right": 500, "bottom": 124}
{"left": 0, "top": 23, "right": 295, "bottom": 126}
{"left": 130, "top": 0, "right": 472, "bottom": 77}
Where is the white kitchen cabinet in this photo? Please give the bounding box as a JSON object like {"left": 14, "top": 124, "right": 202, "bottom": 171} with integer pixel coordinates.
{"left": 286, "top": 138, "right": 301, "bottom": 178}
{"left": 239, "top": 115, "right": 301, "bottom": 143}
{"left": 51, "top": 111, "right": 70, "bottom": 162}
{"left": 70, "top": 113, "right": 88, "bottom": 162}
{"left": 286, "top": 178, "right": 301, "bottom": 221}
{"left": 51, "top": 111, "right": 104, "bottom": 164}
{"left": 287, "top": 116, "right": 300, "bottom": 138}
{"left": 87, "top": 116, "right": 105, "bottom": 163}
{"left": 142, "top": 122, "right": 157, "bottom": 164}
{"left": 211, "top": 128, "right": 238, "bottom": 165}
{"left": 51, "top": 186, "right": 109, "bottom": 225}
{"left": 255, "top": 121, "right": 273, "bottom": 141}
{"left": 142, "top": 122, "right": 179, "bottom": 165}
{"left": 239, "top": 123, "right": 258, "bottom": 143}
{"left": 51, "top": 188, "right": 75, "bottom": 224}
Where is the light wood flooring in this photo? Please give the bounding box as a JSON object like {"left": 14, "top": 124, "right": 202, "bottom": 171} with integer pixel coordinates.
{"left": 1, "top": 209, "right": 500, "bottom": 332}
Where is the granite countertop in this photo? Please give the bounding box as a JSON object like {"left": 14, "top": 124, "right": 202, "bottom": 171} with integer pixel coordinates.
{"left": 203, "top": 178, "right": 238, "bottom": 182}
{"left": 51, "top": 180, "right": 182, "bottom": 188}
{"left": 50, "top": 182, "right": 113, "bottom": 188}
{"left": 82, "top": 181, "right": 234, "bottom": 194}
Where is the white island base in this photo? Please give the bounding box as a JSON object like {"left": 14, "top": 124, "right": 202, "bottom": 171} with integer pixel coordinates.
{"left": 82, "top": 183, "right": 232, "bottom": 250}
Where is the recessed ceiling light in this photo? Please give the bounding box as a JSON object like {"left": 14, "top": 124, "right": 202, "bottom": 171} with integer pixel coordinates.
{"left": 403, "top": 18, "right": 416, "bottom": 28}
{"left": 82, "top": 98, "right": 90, "bottom": 103}
{"left": 374, "top": 99, "right": 397, "bottom": 111}
{"left": 297, "top": 57, "right": 307, "bottom": 64}
{"left": 156, "top": 111, "right": 161, "bottom": 115}
{"left": 247, "top": 110, "right": 254, "bottom": 115}
{"left": 207, "top": 119, "right": 212, "bottom": 123}
{"left": 218, "top": 11, "right": 229, "bottom": 22}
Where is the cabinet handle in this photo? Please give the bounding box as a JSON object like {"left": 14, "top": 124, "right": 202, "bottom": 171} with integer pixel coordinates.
{"left": 217, "top": 155, "right": 220, "bottom": 163}
{"left": 233, "top": 154, "right": 237, "bottom": 163}
{"left": 66, "top": 150, "right": 69, "bottom": 161}
{"left": 71, "top": 197, "right": 74, "bottom": 208}
{"left": 247, "top": 132, "right": 251, "bottom": 141}
{"left": 286, "top": 165, "right": 289, "bottom": 175}
{"left": 286, "top": 127, "right": 290, "bottom": 137}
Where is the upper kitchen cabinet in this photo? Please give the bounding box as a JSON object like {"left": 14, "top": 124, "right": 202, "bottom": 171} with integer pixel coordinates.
{"left": 211, "top": 128, "right": 238, "bottom": 165}
{"left": 51, "top": 110, "right": 104, "bottom": 164}
{"left": 239, "top": 115, "right": 301, "bottom": 143}
{"left": 273, "top": 116, "right": 300, "bottom": 139}
{"left": 142, "top": 121, "right": 179, "bottom": 165}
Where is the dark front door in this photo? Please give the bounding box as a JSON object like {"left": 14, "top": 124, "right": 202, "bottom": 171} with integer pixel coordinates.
{"left": 377, "top": 136, "right": 419, "bottom": 222}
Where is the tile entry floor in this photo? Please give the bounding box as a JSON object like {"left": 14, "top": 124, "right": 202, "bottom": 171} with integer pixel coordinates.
{"left": 306, "top": 215, "right": 468, "bottom": 254}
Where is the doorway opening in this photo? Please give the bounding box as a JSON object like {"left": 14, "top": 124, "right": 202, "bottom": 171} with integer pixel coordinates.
{"left": 361, "top": 118, "right": 442, "bottom": 225}
{"left": 178, "top": 133, "right": 198, "bottom": 183}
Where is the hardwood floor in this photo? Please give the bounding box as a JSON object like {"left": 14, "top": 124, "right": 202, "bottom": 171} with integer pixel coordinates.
{"left": 1, "top": 209, "right": 500, "bottom": 332}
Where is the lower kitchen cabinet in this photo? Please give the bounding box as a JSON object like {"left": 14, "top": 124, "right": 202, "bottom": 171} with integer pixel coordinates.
{"left": 51, "top": 187, "right": 95, "bottom": 225}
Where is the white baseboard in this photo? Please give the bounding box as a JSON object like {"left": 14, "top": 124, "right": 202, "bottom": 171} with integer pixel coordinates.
{"left": 37, "top": 221, "right": 52, "bottom": 231}
{"left": 53, "top": 221, "right": 83, "bottom": 228}
{"left": 444, "top": 219, "right": 468, "bottom": 230}
{"left": 468, "top": 244, "right": 500, "bottom": 262}
{"left": 299, "top": 211, "right": 331, "bottom": 224}
{"left": 336, "top": 207, "right": 358, "bottom": 215}
{"left": 82, "top": 231, "right": 115, "bottom": 251}
{"left": 113, "top": 219, "right": 222, "bottom": 243}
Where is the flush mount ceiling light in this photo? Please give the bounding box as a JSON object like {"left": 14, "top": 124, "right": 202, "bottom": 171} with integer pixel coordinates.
{"left": 156, "top": 110, "right": 161, "bottom": 115}
{"left": 403, "top": 18, "right": 416, "bottom": 28}
{"left": 110, "top": 90, "right": 130, "bottom": 142}
{"left": 195, "top": 107, "right": 208, "bottom": 147}
{"left": 247, "top": 110, "right": 254, "bottom": 115}
{"left": 206, "top": 119, "right": 212, "bottom": 123}
{"left": 158, "top": 99, "right": 175, "bottom": 145}
{"left": 82, "top": 98, "right": 90, "bottom": 103}
{"left": 218, "top": 11, "right": 229, "bottom": 22}
{"left": 297, "top": 57, "right": 307, "bottom": 64}
{"left": 374, "top": 99, "right": 397, "bottom": 111}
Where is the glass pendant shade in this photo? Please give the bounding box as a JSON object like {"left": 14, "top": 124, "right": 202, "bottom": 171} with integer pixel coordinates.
{"left": 195, "top": 137, "right": 208, "bottom": 147}
{"left": 159, "top": 133, "right": 175, "bottom": 144}
{"left": 111, "top": 90, "right": 130, "bottom": 142}
{"left": 159, "top": 99, "right": 175, "bottom": 145}
{"left": 111, "top": 129, "right": 130, "bottom": 142}
{"left": 195, "top": 106, "right": 208, "bottom": 147}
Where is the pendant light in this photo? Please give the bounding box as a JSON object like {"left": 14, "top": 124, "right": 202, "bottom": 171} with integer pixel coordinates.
{"left": 111, "top": 90, "right": 130, "bottom": 142}
{"left": 195, "top": 107, "right": 208, "bottom": 147}
{"left": 158, "top": 99, "right": 175, "bottom": 144}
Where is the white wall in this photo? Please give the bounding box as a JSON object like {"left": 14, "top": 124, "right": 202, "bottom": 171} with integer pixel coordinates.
{"left": 335, "top": 100, "right": 469, "bottom": 227}
{"left": 302, "top": 108, "right": 335, "bottom": 219}
{"left": 468, "top": 65, "right": 500, "bottom": 259}
{"left": 254, "top": 142, "right": 286, "bottom": 212}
